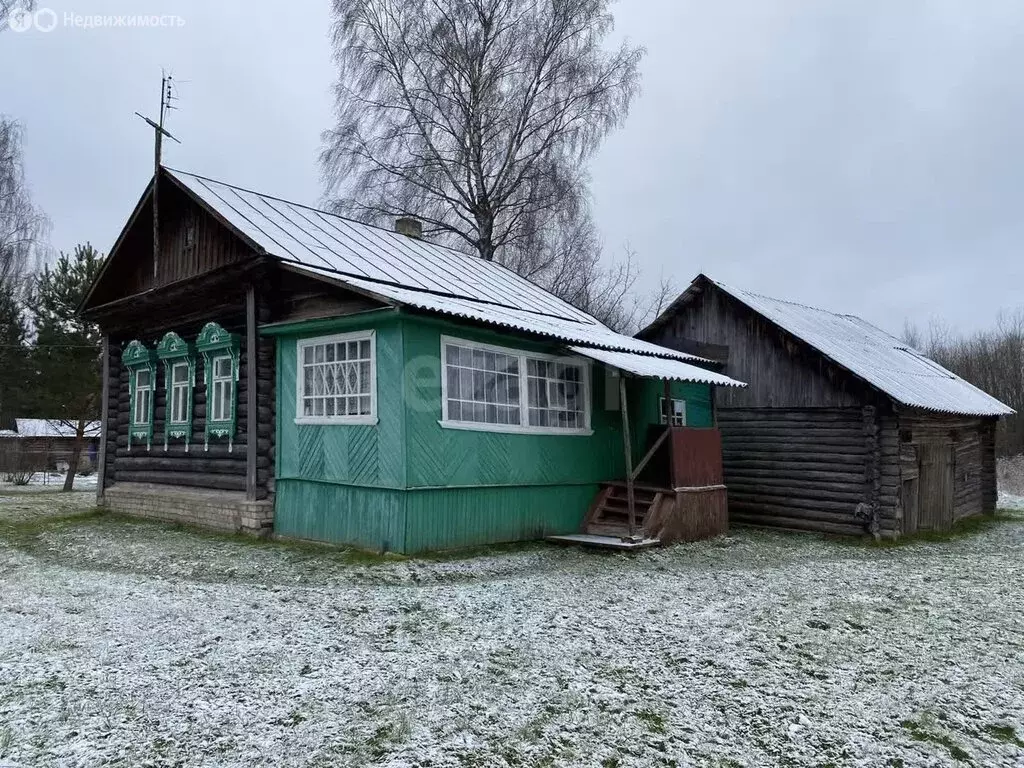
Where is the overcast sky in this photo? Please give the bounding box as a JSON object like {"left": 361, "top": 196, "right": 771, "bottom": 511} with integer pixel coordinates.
{"left": 1, "top": 0, "right": 1022, "bottom": 335}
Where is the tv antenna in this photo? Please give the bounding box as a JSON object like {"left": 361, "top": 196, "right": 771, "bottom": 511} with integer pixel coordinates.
{"left": 135, "top": 72, "right": 181, "bottom": 283}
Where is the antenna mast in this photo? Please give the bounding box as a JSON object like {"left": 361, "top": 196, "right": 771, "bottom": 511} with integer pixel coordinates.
{"left": 136, "top": 72, "right": 181, "bottom": 284}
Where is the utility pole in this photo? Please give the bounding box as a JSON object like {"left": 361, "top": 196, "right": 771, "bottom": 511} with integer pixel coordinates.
{"left": 135, "top": 72, "right": 180, "bottom": 284}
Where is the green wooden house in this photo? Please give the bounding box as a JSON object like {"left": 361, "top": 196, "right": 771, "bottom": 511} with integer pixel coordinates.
{"left": 81, "top": 168, "right": 745, "bottom": 553}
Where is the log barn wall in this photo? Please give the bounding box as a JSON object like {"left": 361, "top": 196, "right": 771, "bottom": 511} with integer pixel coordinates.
{"left": 717, "top": 406, "right": 901, "bottom": 536}
{"left": 644, "top": 280, "right": 1001, "bottom": 537}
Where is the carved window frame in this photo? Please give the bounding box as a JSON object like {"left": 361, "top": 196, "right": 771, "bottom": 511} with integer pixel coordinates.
{"left": 123, "top": 339, "right": 157, "bottom": 451}
{"left": 156, "top": 331, "right": 196, "bottom": 451}
{"left": 196, "top": 322, "right": 241, "bottom": 451}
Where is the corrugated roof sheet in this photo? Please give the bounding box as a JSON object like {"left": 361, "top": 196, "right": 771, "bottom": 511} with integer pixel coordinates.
{"left": 569, "top": 347, "right": 745, "bottom": 387}
{"left": 167, "top": 169, "right": 722, "bottom": 371}
{"left": 710, "top": 279, "right": 1014, "bottom": 417}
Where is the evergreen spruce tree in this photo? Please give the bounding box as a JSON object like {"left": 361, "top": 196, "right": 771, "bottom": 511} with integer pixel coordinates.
{"left": 29, "top": 243, "right": 103, "bottom": 490}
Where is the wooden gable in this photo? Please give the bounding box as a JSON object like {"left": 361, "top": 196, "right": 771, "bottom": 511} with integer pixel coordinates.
{"left": 83, "top": 170, "right": 260, "bottom": 311}
{"left": 643, "top": 277, "right": 876, "bottom": 409}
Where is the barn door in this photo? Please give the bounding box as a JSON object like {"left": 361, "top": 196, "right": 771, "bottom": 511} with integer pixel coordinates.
{"left": 918, "top": 443, "right": 954, "bottom": 531}
{"left": 902, "top": 477, "right": 920, "bottom": 535}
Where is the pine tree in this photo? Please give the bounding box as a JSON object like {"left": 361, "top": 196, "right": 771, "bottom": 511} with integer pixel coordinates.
{"left": 0, "top": 279, "right": 29, "bottom": 430}
{"left": 29, "top": 243, "right": 103, "bottom": 491}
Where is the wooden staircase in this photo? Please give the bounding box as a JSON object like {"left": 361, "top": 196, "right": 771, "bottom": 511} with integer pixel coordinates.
{"left": 547, "top": 482, "right": 672, "bottom": 549}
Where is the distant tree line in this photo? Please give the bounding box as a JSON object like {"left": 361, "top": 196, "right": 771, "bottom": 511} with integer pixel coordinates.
{"left": 0, "top": 114, "right": 103, "bottom": 490}
{"left": 904, "top": 314, "right": 1024, "bottom": 457}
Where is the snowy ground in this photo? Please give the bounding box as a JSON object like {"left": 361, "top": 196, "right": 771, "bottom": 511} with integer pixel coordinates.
{"left": 0, "top": 472, "right": 98, "bottom": 492}
{"left": 1, "top": 492, "right": 1024, "bottom": 767}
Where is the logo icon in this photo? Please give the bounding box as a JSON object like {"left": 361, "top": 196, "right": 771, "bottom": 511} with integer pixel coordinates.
{"left": 7, "top": 7, "right": 34, "bottom": 32}
{"left": 33, "top": 8, "right": 57, "bottom": 32}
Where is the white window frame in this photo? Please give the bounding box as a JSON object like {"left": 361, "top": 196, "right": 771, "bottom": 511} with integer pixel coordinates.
{"left": 659, "top": 397, "right": 687, "bottom": 427}
{"left": 294, "top": 330, "right": 378, "bottom": 426}
{"left": 440, "top": 335, "right": 592, "bottom": 436}
{"left": 210, "top": 355, "right": 235, "bottom": 424}
{"left": 132, "top": 368, "right": 152, "bottom": 426}
{"left": 168, "top": 361, "right": 191, "bottom": 425}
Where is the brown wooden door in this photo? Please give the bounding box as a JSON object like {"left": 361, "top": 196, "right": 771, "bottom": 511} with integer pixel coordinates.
{"left": 918, "top": 443, "right": 954, "bottom": 531}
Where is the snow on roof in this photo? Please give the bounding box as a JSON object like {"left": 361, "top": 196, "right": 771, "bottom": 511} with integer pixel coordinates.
{"left": 167, "top": 169, "right": 713, "bottom": 369}
{"left": 707, "top": 279, "right": 1014, "bottom": 417}
{"left": 569, "top": 346, "right": 745, "bottom": 388}
{"left": 15, "top": 419, "right": 102, "bottom": 438}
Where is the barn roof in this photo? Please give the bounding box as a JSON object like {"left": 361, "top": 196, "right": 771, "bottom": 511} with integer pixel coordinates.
{"left": 164, "top": 169, "right": 742, "bottom": 380}
{"left": 644, "top": 275, "right": 1014, "bottom": 417}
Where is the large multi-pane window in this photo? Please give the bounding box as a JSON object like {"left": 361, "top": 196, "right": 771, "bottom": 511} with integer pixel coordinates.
{"left": 526, "top": 359, "right": 586, "bottom": 429}
{"left": 444, "top": 343, "right": 521, "bottom": 426}
{"left": 211, "top": 356, "right": 234, "bottom": 423}
{"left": 133, "top": 368, "right": 152, "bottom": 426}
{"left": 441, "top": 336, "right": 590, "bottom": 434}
{"left": 296, "top": 331, "right": 376, "bottom": 423}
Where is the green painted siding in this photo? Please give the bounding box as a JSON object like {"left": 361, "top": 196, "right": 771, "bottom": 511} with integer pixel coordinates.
{"left": 403, "top": 484, "right": 597, "bottom": 553}
{"left": 275, "top": 480, "right": 406, "bottom": 552}
{"left": 275, "top": 315, "right": 407, "bottom": 488}
{"left": 267, "top": 311, "right": 717, "bottom": 553}
{"left": 401, "top": 319, "right": 625, "bottom": 488}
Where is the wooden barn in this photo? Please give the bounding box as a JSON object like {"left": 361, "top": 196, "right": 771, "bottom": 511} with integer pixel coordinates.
{"left": 79, "top": 168, "right": 744, "bottom": 553}
{"left": 639, "top": 274, "right": 1015, "bottom": 538}
{"left": 0, "top": 419, "right": 102, "bottom": 473}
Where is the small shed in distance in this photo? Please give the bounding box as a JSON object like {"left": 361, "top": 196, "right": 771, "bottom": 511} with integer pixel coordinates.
{"left": 639, "top": 274, "right": 1015, "bottom": 537}
{"left": 0, "top": 419, "right": 102, "bottom": 474}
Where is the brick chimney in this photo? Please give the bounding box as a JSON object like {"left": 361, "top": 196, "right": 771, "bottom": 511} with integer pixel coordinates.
{"left": 394, "top": 217, "right": 423, "bottom": 238}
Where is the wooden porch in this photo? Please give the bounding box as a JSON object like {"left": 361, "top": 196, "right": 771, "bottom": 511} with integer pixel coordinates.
{"left": 548, "top": 376, "right": 730, "bottom": 550}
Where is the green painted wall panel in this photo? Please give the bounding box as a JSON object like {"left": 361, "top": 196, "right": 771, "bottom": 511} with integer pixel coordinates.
{"left": 403, "top": 484, "right": 596, "bottom": 553}
{"left": 276, "top": 315, "right": 406, "bottom": 488}
{"left": 269, "top": 311, "right": 719, "bottom": 553}
{"left": 274, "top": 480, "right": 406, "bottom": 552}
{"left": 402, "top": 319, "right": 627, "bottom": 488}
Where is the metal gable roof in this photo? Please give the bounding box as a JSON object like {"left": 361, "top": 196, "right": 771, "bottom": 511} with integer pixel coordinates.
{"left": 167, "top": 168, "right": 596, "bottom": 324}
{"left": 709, "top": 279, "right": 1014, "bottom": 417}
{"left": 166, "top": 168, "right": 727, "bottom": 372}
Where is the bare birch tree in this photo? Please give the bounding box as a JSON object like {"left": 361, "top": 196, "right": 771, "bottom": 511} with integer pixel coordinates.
{"left": 0, "top": 117, "right": 47, "bottom": 430}
{"left": 321, "top": 0, "right": 645, "bottom": 319}
{"left": 0, "top": 117, "right": 47, "bottom": 288}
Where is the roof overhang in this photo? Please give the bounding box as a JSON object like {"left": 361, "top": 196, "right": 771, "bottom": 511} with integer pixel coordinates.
{"left": 568, "top": 346, "right": 746, "bottom": 388}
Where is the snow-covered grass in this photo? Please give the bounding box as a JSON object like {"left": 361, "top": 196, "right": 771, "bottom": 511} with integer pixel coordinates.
{"left": 0, "top": 472, "right": 98, "bottom": 492}
{"left": 1, "top": 492, "right": 1024, "bottom": 767}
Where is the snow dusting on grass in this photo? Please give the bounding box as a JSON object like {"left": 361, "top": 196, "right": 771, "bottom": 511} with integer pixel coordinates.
{"left": 1, "top": 490, "right": 1023, "bottom": 766}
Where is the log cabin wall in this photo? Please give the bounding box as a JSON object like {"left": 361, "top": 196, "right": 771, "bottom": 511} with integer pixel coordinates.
{"left": 87, "top": 182, "right": 281, "bottom": 513}
{"left": 101, "top": 287, "right": 275, "bottom": 501}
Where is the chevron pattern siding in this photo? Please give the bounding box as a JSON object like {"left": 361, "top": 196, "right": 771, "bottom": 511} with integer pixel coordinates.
{"left": 271, "top": 312, "right": 717, "bottom": 552}
{"left": 402, "top": 320, "right": 626, "bottom": 489}
{"left": 277, "top": 319, "right": 405, "bottom": 488}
